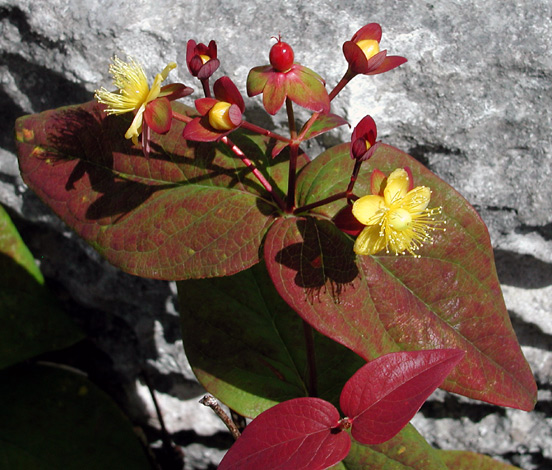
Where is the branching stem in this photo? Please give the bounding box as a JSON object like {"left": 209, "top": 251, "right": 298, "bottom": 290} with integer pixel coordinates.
{"left": 221, "top": 136, "right": 286, "bottom": 212}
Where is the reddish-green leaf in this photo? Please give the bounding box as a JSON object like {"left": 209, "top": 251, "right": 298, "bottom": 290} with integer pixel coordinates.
{"left": 340, "top": 349, "right": 465, "bottom": 444}
{"left": 178, "top": 262, "right": 365, "bottom": 418}
{"left": 439, "top": 450, "right": 521, "bottom": 470}
{"left": 15, "top": 101, "right": 290, "bottom": 280}
{"left": 0, "top": 204, "right": 83, "bottom": 368}
{"left": 218, "top": 397, "right": 350, "bottom": 470}
{"left": 270, "top": 143, "right": 537, "bottom": 410}
{"left": 330, "top": 424, "right": 448, "bottom": 470}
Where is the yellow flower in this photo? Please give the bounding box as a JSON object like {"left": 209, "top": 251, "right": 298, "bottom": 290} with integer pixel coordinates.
{"left": 94, "top": 57, "right": 176, "bottom": 144}
{"left": 352, "top": 168, "right": 442, "bottom": 256}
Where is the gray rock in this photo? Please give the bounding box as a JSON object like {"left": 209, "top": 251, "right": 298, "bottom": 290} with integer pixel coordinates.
{"left": 1, "top": 0, "right": 551, "bottom": 468}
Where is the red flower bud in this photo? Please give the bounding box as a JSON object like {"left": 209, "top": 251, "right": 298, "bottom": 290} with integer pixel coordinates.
{"left": 343, "top": 23, "right": 407, "bottom": 76}
{"left": 186, "top": 39, "right": 220, "bottom": 79}
{"left": 350, "top": 115, "right": 379, "bottom": 161}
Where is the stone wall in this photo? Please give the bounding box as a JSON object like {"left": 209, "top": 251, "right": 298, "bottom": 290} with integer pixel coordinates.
{"left": 1, "top": 0, "right": 551, "bottom": 468}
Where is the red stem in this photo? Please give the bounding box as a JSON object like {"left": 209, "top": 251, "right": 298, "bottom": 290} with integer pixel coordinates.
{"left": 285, "top": 98, "right": 298, "bottom": 212}
{"left": 240, "top": 120, "right": 291, "bottom": 143}
{"left": 329, "top": 68, "right": 356, "bottom": 102}
{"left": 221, "top": 136, "right": 286, "bottom": 212}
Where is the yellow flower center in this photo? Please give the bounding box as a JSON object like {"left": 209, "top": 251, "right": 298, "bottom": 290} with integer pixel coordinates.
{"left": 208, "top": 101, "right": 235, "bottom": 131}
{"left": 388, "top": 208, "right": 412, "bottom": 231}
{"left": 356, "top": 39, "right": 380, "bottom": 61}
{"left": 199, "top": 54, "right": 211, "bottom": 64}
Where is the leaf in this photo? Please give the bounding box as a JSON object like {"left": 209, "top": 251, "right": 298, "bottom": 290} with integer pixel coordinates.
{"left": 0, "top": 364, "right": 152, "bottom": 469}
{"left": 15, "top": 101, "right": 291, "bottom": 280}
{"left": 340, "top": 349, "right": 465, "bottom": 445}
{"left": 439, "top": 450, "right": 521, "bottom": 470}
{"left": 300, "top": 113, "right": 349, "bottom": 141}
{"left": 218, "top": 397, "right": 350, "bottom": 470}
{"left": 270, "top": 143, "right": 537, "bottom": 410}
{"left": 178, "top": 262, "right": 365, "bottom": 418}
{"left": 331, "top": 424, "right": 448, "bottom": 470}
{"left": 0, "top": 204, "right": 83, "bottom": 368}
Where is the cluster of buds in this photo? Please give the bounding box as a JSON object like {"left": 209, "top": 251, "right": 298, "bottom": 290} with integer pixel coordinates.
{"left": 94, "top": 24, "right": 442, "bottom": 257}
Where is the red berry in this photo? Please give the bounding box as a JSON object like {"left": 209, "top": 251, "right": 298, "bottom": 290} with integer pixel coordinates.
{"left": 269, "top": 38, "right": 294, "bottom": 72}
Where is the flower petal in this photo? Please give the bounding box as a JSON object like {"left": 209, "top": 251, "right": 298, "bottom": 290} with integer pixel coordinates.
{"left": 370, "top": 169, "right": 387, "bottom": 196}
{"left": 197, "top": 58, "right": 220, "bottom": 79}
{"left": 351, "top": 23, "right": 383, "bottom": 43}
{"left": 343, "top": 41, "right": 368, "bottom": 74}
{"left": 367, "top": 55, "right": 408, "bottom": 75}
{"left": 286, "top": 65, "right": 330, "bottom": 114}
{"left": 144, "top": 97, "right": 172, "bottom": 134}
{"left": 159, "top": 83, "right": 194, "bottom": 100}
{"left": 214, "top": 76, "right": 244, "bottom": 111}
{"left": 262, "top": 72, "right": 288, "bottom": 115}
{"left": 182, "top": 116, "right": 224, "bottom": 142}
{"left": 401, "top": 186, "right": 431, "bottom": 213}
{"left": 354, "top": 225, "right": 387, "bottom": 256}
{"left": 352, "top": 195, "right": 385, "bottom": 226}
{"left": 246, "top": 65, "right": 272, "bottom": 97}
{"left": 384, "top": 168, "right": 410, "bottom": 206}
{"left": 125, "top": 104, "right": 145, "bottom": 140}
{"left": 195, "top": 97, "right": 218, "bottom": 115}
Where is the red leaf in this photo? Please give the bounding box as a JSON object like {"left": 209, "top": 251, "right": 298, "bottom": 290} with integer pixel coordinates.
{"left": 340, "top": 349, "right": 465, "bottom": 445}
{"left": 218, "top": 397, "right": 350, "bottom": 470}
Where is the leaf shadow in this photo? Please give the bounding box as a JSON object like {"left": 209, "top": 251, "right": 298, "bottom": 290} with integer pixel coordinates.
{"left": 40, "top": 106, "right": 178, "bottom": 221}
{"left": 274, "top": 217, "right": 359, "bottom": 303}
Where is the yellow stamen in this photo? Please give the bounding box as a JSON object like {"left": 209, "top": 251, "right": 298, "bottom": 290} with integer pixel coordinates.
{"left": 352, "top": 168, "right": 443, "bottom": 257}
{"left": 199, "top": 54, "right": 211, "bottom": 64}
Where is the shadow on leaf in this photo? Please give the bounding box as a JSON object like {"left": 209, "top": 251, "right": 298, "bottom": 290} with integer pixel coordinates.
{"left": 274, "top": 217, "right": 358, "bottom": 302}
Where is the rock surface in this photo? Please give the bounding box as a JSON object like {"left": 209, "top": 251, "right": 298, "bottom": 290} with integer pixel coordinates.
{"left": 1, "top": 0, "right": 551, "bottom": 469}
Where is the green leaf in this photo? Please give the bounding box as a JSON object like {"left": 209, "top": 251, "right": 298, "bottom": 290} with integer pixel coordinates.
{"left": 266, "top": 144, "right": 537, "bottom": 410}
{"left": 330, "top": 424, "right": 448, "bottom": 470}
{"left": 439, "top": 450, "right": 521, "bottom": 469}
{"left": 178, "top": 262, "right": 365, "bottom": 418}
{"left": 0, "top": 364, "right": 152, "bottom": 469}
{"left": 15, "top": 101, "right": 290, "bottom": 280}
{"left": 0, "top": 204, "right": 83, "bottom": 369}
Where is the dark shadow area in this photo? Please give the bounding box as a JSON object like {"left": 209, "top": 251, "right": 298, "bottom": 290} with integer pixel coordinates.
{"left": 407, "top": 142, "right": 465, "bottom": 168}
{"left": 274, "top": 217, "right": 358, "bottom": 301}
{"left": 418, "top": 393, "right": 506, "bottom": 422}
{"left": 517, "top": 220, "right": 552, "bottom": 242}
{"left": 509, "top": 311, "right": 552, "bottom": 353}
{"left": 494, "top": 249, "right": 552, "bottom": 289}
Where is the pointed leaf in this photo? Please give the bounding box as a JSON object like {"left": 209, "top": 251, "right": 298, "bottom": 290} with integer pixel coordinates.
{"left": 218, "top": 397, "right": 350, "bottom": 470}
{"left": 0, "top": 364, "right": 152, "bottom": 469}
{"left": 340, "top": 349, "right": 465, "bottom": 444}
{"left": 0, "top": 204, "right": 83, "bottom": 368}
{"left": 299, "top": 113, "right": 349, "bottom": 142}
{"left": 15, "top": 101, "right": 293, "bottom": 280}
{"left": 331, "top": 424, "right": 448, "bottom": 470}
{"left": 439, "top": 450, "right": 521, "bottom": 470}
{"left": 270, "top": 144, "right": 537, "bottom": 410}
{"left": 178, "top": 262, "right": 365, "bottom": 418}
